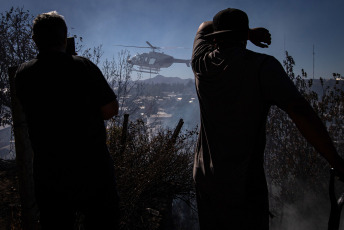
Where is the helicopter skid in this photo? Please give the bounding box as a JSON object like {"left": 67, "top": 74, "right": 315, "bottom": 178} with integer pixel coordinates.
{"left": 133, "top": 67, "right": 160, "bottom": 74}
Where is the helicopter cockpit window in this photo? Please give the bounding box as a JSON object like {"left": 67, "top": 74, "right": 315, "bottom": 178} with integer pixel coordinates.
{"left": 149, "top": 58, "right": 156, "bottom": 65}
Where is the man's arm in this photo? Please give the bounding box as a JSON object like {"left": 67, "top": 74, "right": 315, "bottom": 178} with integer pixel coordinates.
{"left": 81, "top": 57, "right": 118, "bottom": 120}
{"left": 285, "top": 97, "right": 344, "bottom": 176}
{"left": 248, "top": 27, "right": 271, "bottom": 48}
{"left": 191, "top": 21, "right": 214, "bottom": 60}
{"left": 191, "top": 21, "right": 217, "bottom": 77}
{"left": 101, "top": 99, "right": 119, "bottom": 120}
{"left": 196, "top": 21, "right": 214, "bottom": 35}
{"left": 260, "top": 56, "right": 344, "bottom": 176}
{"left": 193, "top": 21, "right": 271, "bottom": 49}
{"left": 192, "top": 21, "right": 271, "bottom": 74}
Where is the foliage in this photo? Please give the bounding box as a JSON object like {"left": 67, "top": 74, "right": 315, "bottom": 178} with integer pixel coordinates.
{"left": 265, "top": 52, "right": 344, "bottom": 212}
{"left": 107, "top": 117, "right": 198, "bottom": 230}
{"left": 101, "top": 49, "right": 160, "bottom": 127}
{"left": 80, "top": 44, "right": 103, "bottom": 66}
{"left": 5, "top": 5, "right": 344, "bottom": 230}
{"left": 0, "top": 7, "right": 37, "bottom": 126}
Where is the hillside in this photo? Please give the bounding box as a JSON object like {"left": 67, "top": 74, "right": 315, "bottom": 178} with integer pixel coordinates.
{"left": 139, "top": 75, "right": 193, "bottom": 85}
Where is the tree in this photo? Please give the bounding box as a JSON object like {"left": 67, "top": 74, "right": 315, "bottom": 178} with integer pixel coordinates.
{"left": 80, "top": 43, "right": 103, "bottom": 66}
{"left": 0, "top": 7, "right": 37, "bottom": 127}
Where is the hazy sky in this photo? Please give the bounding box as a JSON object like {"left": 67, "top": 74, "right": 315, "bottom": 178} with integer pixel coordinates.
{"left": 1, "top": 0, "right": 343, "bottom": 79}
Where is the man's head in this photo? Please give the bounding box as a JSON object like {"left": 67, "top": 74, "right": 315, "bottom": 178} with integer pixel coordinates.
{"left": 206, "top": 8, "right": 249, "bottom": 47}
{"left": 32, "top": 11, "right": 67, "bottom": 51}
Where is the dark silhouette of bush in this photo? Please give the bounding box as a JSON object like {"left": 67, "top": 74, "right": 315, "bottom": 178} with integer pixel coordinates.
{"left": 107, "top": 117, "right": 198, "bottom": 230}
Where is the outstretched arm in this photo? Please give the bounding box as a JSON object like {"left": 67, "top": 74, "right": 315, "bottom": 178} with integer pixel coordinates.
{"left": 285, "top": 97, "right": 344, "bottom": 176}
{"left": 195, "top": 21, "right": 271, "bottom": 48}
{"left": 260, "top": 56, "right": 344, "bottom": 177}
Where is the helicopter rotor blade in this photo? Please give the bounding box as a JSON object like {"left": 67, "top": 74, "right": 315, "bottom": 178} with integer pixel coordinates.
{"left": 114, "top": 45, "right": 151, "bottom": 49}
{"left": 159, "top": 46, "right": 191, "bottom": 50}
{"left": 146, "top": 41, "right": 160, "bottom": 50}
{"left": 115, "top": 43, "right": 190, "bottom": 51}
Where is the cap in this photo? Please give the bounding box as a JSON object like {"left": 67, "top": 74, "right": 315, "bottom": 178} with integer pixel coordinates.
{"left": 205, "top": 8, "right": 249, "bottom": 41}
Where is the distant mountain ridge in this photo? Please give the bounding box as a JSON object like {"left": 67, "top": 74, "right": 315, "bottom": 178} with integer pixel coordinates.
{"left": 139, "top": 75, "right": 193, "bottom": 85}
{"left": 138, "top": 76, "right": 344, "bottom": 96}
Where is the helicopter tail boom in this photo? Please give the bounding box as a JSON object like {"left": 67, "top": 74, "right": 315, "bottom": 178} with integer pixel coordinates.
{"left": 173, "top": 58, "right": 190, "bottom": 67}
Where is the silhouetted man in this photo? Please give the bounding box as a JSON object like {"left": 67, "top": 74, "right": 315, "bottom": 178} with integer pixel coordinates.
{"left": 15, "top": 11, "right": 120, "bottom": 229}
{"left": 191, "top": 8, "right": 344, "bottom": 230}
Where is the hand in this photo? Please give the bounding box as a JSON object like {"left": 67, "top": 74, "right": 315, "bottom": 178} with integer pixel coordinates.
{"left": 249, "top": 27, "right": 271, "bottom": 48}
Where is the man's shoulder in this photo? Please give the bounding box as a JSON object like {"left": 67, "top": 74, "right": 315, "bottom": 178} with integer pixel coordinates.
{"left": 18, "top": 58, "right": 38, "bottom": 69}
{"left": 15, "top": 58, "right": 39, "bottom": 79}
{"left": 244, "top": 49, "right": 283, "bottom": 72}
{"left": 71, "top": 55, "right": 99, "bottom": 70}
{"left": 245, "top": 49, "right": 273, "bottom": 63}
{"left": 17, "top": 54, "right": 91, "bottom": 72}
{"left": 72, "top": 55, "right": 91, "bottom": 65}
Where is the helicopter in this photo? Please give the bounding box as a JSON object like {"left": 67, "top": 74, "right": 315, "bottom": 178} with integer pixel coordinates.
{"left": 115, "top": 41, "right": 190, "bottom": 74}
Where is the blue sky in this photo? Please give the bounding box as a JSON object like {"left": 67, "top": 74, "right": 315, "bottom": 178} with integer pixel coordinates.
{"left": 1, "top": 0, "right": 343, "bottom": 79}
